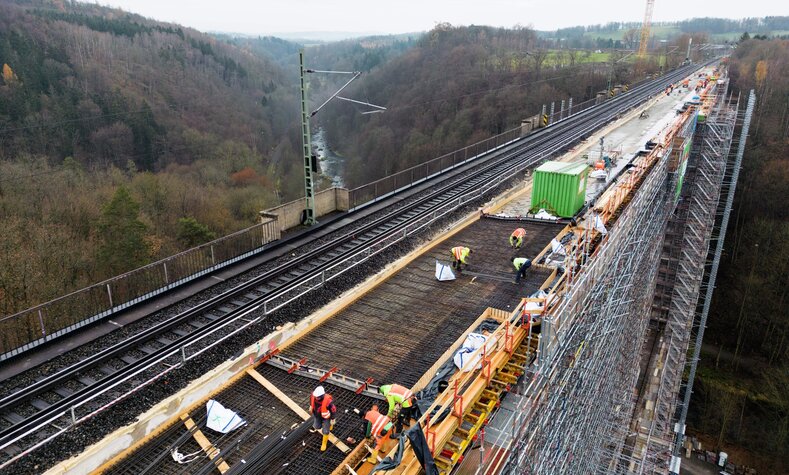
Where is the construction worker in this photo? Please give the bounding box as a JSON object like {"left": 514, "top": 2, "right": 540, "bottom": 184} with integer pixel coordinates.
{"left": 363, "top": 405, "right": 394, "bottom": 463}
{"left": 379, "top": 383, "right": 415, "bottom": 433}
{"left": 309, "top": 385, "right": 337, "bottom": 451}
{"left": 509, "top": 228, "right": 526, "bottom": 249}
{"left": 450, "top": 246, "right": 471, "bottom": 272}
{"left": 512, "top": 257, "right": 532, "bottom": 283}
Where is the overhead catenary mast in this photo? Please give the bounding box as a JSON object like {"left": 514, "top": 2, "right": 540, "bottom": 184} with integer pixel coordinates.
{"left": 298, "top": 50, "right": 386, "bottom": 225}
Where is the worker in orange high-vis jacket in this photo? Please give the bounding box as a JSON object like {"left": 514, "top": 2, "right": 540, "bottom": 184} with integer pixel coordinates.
{"left": 450, "top": 246, "right": 472, "bottom": 272}
{"left": 363, "top": 405, "right": 394, "bottom": 463}
{"left": 309, "top": 385, "right": 337, "bottom": 451}
{"left": 509, "top": 228, "right": 526, "bottom": 249}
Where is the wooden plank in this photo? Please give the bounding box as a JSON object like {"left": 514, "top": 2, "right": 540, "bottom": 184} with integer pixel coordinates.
{"left": 245, "top": 368, "right": 351, "bottom": 453}
{"left": 180, "top": 414, "right": 230, "bottom": 474}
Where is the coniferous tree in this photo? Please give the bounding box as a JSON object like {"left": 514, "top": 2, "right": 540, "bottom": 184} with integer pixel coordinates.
{"left": 97, "top": 186, "right": 150, "bottom": 274}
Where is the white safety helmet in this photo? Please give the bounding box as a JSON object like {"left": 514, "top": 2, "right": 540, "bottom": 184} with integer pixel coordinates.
{"left": 313, "top": 385, "right": 325, "bottom": 398}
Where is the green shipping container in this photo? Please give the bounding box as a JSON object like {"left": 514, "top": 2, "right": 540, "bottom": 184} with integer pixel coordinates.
{"left": 530, "top": 161, "right": 589, "bottom": 218}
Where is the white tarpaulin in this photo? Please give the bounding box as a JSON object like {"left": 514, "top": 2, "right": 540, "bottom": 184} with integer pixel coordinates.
{"left": 534, "top": 209, "right": 559, "bottom": 220}
{"left": 453, "top": 333, "right": 497, "bottom": 372}
{"left": 594, "top": 214, "right": 608, "bottom": 235}
{"left": 206, "top": 399, "right": 245, "bottom": 434}
{"left": 435, "top": 260, "right": 456, "bottom": 281}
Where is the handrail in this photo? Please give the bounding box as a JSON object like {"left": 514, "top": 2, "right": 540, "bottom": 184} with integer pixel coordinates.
{"left": 0, "top": 218, "right": 280, "bottom": 360}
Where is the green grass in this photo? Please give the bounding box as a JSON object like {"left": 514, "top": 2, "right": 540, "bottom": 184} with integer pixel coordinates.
{"left": 584, "top": 27, "right": 789, "bottom": 43}
{"left": 582, "top": 26, "right": 681, "bottom": 41}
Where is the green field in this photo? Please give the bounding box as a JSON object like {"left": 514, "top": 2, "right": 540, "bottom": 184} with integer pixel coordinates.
{"left": 583, "top": 26, "right": 789, "bottom": 43}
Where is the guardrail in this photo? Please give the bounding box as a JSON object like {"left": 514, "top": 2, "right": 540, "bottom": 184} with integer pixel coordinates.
{"left": 0, "top": 218, "right": 280, "bottom": 361}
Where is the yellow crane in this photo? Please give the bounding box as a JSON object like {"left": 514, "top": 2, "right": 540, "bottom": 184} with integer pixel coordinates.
{"left": 637, "top": 0, "right": 655, "bottom": 57}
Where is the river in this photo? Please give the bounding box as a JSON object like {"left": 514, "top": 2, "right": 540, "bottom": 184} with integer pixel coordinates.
{"left": 312, "top": 128, "right": 344, "bottom": 188}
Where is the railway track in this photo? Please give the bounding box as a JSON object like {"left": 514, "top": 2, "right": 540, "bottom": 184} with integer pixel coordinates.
{"left": 0, "top": 62, "right": 708, "bottom": 469}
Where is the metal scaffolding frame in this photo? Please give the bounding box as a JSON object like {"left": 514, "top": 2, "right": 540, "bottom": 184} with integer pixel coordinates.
{"left": 499, "top": 135, "right": 679, "bottom": 474}
{"left": 626, "top": 79, "right": 739, "bottom": 475}
{"left": 466, "top": 75, "right": 750, "bottom": 475}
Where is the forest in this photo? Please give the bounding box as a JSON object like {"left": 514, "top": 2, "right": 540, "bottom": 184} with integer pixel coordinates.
{"left": 1, "top": 0, "right": 660, "bottom": 316}
{"left": 0, "top": 0, "right": 310, "bottom": 315}
{"left": 686, "top": 38, "right": 789, "bottom": 474}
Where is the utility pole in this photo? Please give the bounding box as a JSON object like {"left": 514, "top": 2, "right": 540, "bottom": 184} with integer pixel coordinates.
{"left": 599, "top": 136, "right": 605, "bottom": 162}
{"left": 298, "top": 50, "right": 385, "bottom": 226}
{"left": 298, "top": 50, "right": 317, "bottom": 225}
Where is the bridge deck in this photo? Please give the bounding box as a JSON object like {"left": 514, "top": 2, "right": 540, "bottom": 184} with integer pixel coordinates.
{"left": 105, "top": 219, "right": 562, "bottom": 475}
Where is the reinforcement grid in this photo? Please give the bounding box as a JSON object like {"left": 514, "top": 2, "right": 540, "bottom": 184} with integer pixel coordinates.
{"left": 253, "top": 367, "right": 380, "bottom": 475}
{"left": 108, "top": 219, "right": 562, "bottom": 474}
{"left": 106, "top": 373, "right": 301, "bottom": 475}
{"left": 107, "top": 367, "right": 378, "bottom": 475}
{"left": 282, "top": 220, "right": 561, "bottom": 387}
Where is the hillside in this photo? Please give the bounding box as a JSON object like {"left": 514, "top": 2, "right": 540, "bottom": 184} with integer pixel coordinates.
{"left": 0, "top": 0, "right": 311, "bottom": 315}
{"left": 0, "top": 1, "right": 304, "bottom": 171}
{"left": 539, "top": 16, "right": 789, "bottom": 50}
{"left": 318, "top": 24, "right": 660, "bottom": 186}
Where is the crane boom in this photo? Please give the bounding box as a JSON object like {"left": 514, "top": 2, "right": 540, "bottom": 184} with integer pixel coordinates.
{"left": 637, "top": 0, "right": 655, "bottom": 57}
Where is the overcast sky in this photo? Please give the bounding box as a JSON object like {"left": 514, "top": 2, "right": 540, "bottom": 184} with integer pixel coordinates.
{"left": 92, "top": 0, "right": 783, "bottom": 36}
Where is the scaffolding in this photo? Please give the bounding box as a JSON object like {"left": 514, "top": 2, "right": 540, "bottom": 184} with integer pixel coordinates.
{"left": 497, "top": 122, "right": 682, "bottom": 473}
{"left": 450, "top": 72, "right": 753, "bottom": 475}
{"left": 637, "top": 79, "right": 740, "bottom": 474}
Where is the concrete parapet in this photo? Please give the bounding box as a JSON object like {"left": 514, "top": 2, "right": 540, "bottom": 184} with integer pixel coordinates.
{"left": 264, "top": 187, "right": 350, "bottom": 231}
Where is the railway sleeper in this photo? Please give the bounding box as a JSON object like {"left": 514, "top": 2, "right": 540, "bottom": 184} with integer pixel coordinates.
{"left": 53, "top": 387, "right": 73, "bottom": 398}
{"left": 120, "top": 355, "right": 138, "bottom": 365}
{"left": 1, "top": 443, "right": 21, "bottom": 457}
{"left": 137, "top": 345, "right": 156, "bottom": 355}
{"left": 30, "top": 399, "right": 50, "bottom": 411}
{"left": 99, "top": 365, "right": 117, "bottom": 375}
{"left": 267, "top": 280, "right": 285, "bottom": 289}
{"left": 77, "top": 376, "right": 96, "bottom": 386}
{"left": 254, "top": 284, "right": 275, "bottom": 294}
{"left": 1, "top": 411, "right": 24, "bottom": 425}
